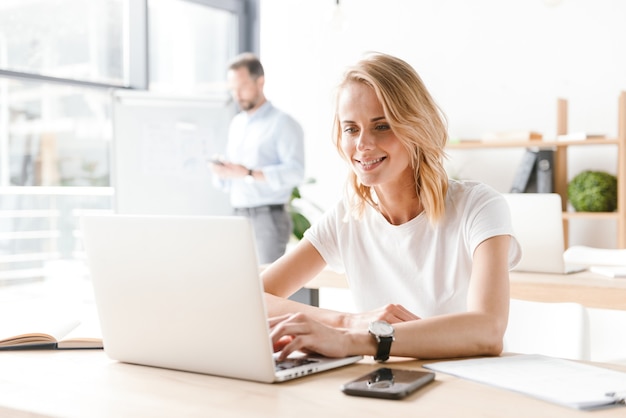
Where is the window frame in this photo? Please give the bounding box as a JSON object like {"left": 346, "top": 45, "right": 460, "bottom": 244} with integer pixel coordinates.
{"left": 0, "top": 0, "right": 259, "bottom": 91}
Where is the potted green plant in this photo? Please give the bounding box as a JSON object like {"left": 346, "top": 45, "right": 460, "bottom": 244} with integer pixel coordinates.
{"left": 567, "top": 170, "right": 618, "bottom": 212}
{"left": 289, "top": 179, "right": 322, "bottom": 240}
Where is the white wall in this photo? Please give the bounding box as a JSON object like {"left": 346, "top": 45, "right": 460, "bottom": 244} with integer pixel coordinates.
{"left": 259, "top": 0, "right": 626, "bottom": 247}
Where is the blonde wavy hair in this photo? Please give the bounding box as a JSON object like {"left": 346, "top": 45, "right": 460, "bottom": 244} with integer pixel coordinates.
{"left": 333, "top": 52, "right": 449, "bottom": 224}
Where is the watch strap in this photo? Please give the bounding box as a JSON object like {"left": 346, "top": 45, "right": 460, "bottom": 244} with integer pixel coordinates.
{"left": 374, "top": 335, "right": 393, "bottom": 362}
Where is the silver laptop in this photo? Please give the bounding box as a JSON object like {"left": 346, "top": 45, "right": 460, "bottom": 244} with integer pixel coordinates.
{"left": 80, "top": 215, "right": 362, "bottom": 383}
{"left": 502, "top": 193, "right": 584, "bottom": 274}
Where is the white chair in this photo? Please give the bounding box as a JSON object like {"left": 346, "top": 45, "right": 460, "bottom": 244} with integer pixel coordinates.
{"left": 503, "top": 298, "right": 590, "bottom": 361}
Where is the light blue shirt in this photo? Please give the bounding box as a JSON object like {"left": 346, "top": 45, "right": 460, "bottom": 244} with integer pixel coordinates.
{"left": 214, "top": 101, "right": 305, "bottom": 208}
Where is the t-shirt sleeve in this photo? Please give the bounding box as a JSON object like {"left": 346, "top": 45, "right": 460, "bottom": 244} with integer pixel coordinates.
{"left": 465, "top": 186, "right": 522, "bottom": 270}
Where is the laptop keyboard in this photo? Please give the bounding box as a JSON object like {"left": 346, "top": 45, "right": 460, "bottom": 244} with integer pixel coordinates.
{"left": 275, "top": 357, "right": 318, "bottom": 371}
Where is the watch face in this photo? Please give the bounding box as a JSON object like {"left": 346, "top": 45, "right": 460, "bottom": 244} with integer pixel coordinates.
{"left": 369, "top": 321, "right": 394, "bottom": 337}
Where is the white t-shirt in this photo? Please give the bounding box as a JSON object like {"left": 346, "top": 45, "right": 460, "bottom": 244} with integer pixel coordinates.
{"left": 304, "top": 180, "right": 521, "bottom": 317}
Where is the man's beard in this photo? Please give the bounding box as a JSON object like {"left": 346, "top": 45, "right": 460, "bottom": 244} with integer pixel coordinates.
{"left": 239, "top": 99, "right": 257, "bottom": 111}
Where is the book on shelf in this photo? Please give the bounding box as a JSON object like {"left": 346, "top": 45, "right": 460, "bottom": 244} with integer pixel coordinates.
{"left": 0, "top": 309, "right": 102, "bottom": 350}
{"left": 510, "top": 149, "right": 538, "bottom": 193}
{"left": 536, "top": 150, "right": 554, "bottom": 193}
{"left": 533, "top": 149, "right": 554, "bottom": 193}
{"left": 510, "top": 149, "right": 554, "bottom": 193}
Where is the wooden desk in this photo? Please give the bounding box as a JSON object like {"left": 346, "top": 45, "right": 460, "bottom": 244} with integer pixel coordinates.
{"left": 509, "top": 271, "right": 626, "bottom": 311}
{"left": 0, "top": 350, "right": 624, "bottom": 417}
{"left": 306, "top": 269, "right": 626, "bottom": 311}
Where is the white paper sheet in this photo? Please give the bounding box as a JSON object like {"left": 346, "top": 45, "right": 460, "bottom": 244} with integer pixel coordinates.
{"left": 424, "top": 354, "right": 626, "bottom": 410}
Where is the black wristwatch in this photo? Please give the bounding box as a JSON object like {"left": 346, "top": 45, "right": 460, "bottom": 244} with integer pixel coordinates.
{"left": 244, "top": 168, "right": 254, "bottom": 183}
{"left": 368, "top": 320, "right": 395, "bottom": 362}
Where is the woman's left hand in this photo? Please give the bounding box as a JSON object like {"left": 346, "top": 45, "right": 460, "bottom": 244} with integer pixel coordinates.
{"left": 269, "top": 313, "right": 354, "bottom": 361}
{"left": 341, "top": 304, "right": 420, "bottom": 329}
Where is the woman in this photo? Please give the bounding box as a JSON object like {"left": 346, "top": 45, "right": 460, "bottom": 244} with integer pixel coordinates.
{"left": 262, "top": 52, "right": 521, "bottom": 362}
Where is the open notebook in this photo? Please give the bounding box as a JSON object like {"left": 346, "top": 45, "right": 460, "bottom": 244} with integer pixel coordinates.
{"left": 81, "top": 215, "right": 362, "bottom": 383}
{"left": 502, "top": 193, "right": 584, "bottom": 274}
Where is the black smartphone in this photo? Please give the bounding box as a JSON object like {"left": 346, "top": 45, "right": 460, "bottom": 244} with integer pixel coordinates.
{"left": 341, "top": 367, "right": 435, "bottom": 400}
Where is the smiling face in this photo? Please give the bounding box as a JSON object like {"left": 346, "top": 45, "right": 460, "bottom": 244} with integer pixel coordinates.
{"left": 338, "top": 81, "right": 413, "bottom": 189}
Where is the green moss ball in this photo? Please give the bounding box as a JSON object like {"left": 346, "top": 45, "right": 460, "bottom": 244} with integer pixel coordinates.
{"left": 567, "top": 170, "right": 618, "bottom": 212}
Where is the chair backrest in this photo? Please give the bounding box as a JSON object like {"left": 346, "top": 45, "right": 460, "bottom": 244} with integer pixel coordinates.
{"left": 503, "top": 299, "right": 590, "bottom": 361}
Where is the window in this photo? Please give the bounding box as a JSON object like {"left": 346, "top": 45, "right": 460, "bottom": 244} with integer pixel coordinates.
{"left": 0, "top": 0, "right": 127, "bottom": 86}
{"left": 0, "top": 0, "right": 254, "bottom": 282}
{"left": 149, "top": 0, "right": 239, "bottom": 93}
{"left": 2, "top": 78, "right": 112, "bottom": 188}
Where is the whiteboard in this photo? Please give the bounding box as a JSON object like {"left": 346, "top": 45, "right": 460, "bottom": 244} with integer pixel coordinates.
{"left": 112, "top": 90, "right": 235, "bottom": 216}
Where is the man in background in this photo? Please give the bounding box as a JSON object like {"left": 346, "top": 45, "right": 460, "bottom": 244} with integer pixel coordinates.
{"left": 210, "top": 52, "right": 305, "bottom": 264}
